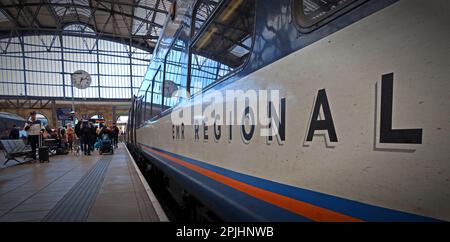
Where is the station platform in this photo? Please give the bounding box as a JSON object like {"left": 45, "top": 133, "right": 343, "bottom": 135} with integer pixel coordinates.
{"left": 0, "top": 144, "right": 168, "bottom": 222}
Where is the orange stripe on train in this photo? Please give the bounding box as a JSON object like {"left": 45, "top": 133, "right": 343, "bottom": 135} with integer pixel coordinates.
{"left": 143, "top": 146, "right": 363, "bottom": 222}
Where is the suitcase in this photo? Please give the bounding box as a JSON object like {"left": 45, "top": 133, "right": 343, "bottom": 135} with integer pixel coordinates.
{"left": 39, "top": 147, "right": 50, "bottom": 163}
{"left": 38, "top": 135, "right": 50, "bottom": 163}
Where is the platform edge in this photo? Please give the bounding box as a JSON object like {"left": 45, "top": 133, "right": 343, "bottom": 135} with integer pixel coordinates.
{"left": 124, "top": 143, "right": 169, "bottom": 222}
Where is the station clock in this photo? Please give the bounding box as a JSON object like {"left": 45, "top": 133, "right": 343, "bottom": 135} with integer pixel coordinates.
{"left": 71, "top": 70, "right": 92, "bottom": 89}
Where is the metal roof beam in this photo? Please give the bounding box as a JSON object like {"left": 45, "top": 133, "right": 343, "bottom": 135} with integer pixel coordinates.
{"left": 42, "top": 0, "right": 61, "bottom": 28}
{"left": 0, "top": 2, "right": 24, "bottom": 28}
{"left": 0, "top": 29, "right": 156, "bottom": 52}
{"left": 1, "top": 25, "right": 159, "bottom": 39}
{"left": 93, "top": 0, "right": 168, "bottom": 14}
{"left": 23, "top": 1, "right": 44, "bottom": 28}
{"left": 2, "top": 3, "right": 166, "bottom": 27}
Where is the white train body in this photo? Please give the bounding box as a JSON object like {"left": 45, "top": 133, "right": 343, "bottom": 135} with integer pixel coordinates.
{"left": 131, "top": 0, "right": 450, "bottom": 221}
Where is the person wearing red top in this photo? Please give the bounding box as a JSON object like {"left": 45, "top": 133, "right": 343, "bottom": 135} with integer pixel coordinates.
{"left": 66, "top": 123, "right": 74, "bottom": 151}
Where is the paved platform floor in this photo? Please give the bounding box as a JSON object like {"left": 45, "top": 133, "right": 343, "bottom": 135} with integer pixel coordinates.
{"left": 0, "top": 144, "right": 166, "bottom": 222}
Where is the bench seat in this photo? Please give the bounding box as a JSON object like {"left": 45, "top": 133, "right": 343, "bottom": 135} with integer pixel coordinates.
{"left": 1, "top": 139, "right": 33, "bottom": 165}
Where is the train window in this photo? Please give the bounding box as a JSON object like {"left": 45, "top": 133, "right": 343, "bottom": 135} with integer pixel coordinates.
{"left": 190, "top": 0, "right": 255, "bottom": 96}
{"left": 163, "top": 34, "right": 189, "bottom": 110}
{"left": 136, "top": 96, "right": 144, "bottom": 127}
{"left": 150, "top": 68, "right": 164, "bottom": 119}
{"left": 192, "top": 0, "right": 222, "bottom": 38}
{"left": 294, "top": 0, "right": 360, "bottom": 29}
{"left": 143, "top": 82, "right": 152, "bottom": 122}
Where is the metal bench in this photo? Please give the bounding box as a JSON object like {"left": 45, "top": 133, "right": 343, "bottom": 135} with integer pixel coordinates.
{"left": 1, "top": 139, "right": 33, "bottom": 165}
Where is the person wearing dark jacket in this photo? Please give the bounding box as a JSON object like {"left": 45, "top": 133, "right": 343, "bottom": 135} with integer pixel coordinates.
{"left": 75, "top": 120, "right": 82, "bottom": 152}
{"left": 80, "top": 121, "right": 91, "bottom": 155}
{"left": 112, "top": 123, "right": 120, "bottom": 148}
{"left": 9, "top": 124, "right": 20, "bottom": 139}
{"left": 99, "top": 125, "right": 112, "bottom": 139}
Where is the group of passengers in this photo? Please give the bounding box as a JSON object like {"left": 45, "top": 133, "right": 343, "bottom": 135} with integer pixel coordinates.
{"left": 40, "top": 124, "right": 74, "bottom": 151}
{"left": 6, "top": 111, "right": 120, "bottom": 161}
{"left": 74, "top": 119, "right": 120, "bottom": 156}
{"left": 10, "top": 112, "right": 76, "bottom": 162}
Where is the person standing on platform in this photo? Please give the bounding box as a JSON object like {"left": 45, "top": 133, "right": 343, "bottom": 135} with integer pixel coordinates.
{"left": 99, "top": 124, "right": 113, "bottom": 139}
{"left": 67, "top": 123, "right": 74, "bottom": 151}
{"left": 60, "top": 127, "right": 67, "bottom": 149}
{"left": 80, "top": 120, "right": 91, "bottom": 155}
{"left": 24, "top": 111, "right": 43, "bottom": 163}
{"left": 75, "top": 120, "right": 82, "bottom": 152}
{"left": 94, "top": 123, "right": 103, "bottom": 150}
{"left": 112, "top": 123, "right": 119, "bottom": 148}
{"left": 9, "top": 124, "right": 20, "bottom": 139}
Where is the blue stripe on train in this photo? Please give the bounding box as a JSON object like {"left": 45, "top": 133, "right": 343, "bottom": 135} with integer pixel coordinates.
{"left": 140, "top": 146, "right": 311, "bottom": 221}
{"left": 142, "top": 144, "right": 441, "bottom": 222}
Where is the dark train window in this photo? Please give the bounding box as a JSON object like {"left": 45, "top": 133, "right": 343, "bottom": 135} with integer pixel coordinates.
{"left": 294, "top": 0, "right": 360, "bottom": 28}
{"left": 192, "top": 0, "right": 222, "bottom": 38}
{"left": 136, "top": 96, "right": 144, "bottom": 127}
{"left": 190, "top": 0, "right": 255, "bottom": 95}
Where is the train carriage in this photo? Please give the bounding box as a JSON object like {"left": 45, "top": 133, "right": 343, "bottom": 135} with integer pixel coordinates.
{"left": 0, "top": 112, "right": 26, "bottom": 139}
{"left": 127, "top": 0, "right": 450, "bottom": 221}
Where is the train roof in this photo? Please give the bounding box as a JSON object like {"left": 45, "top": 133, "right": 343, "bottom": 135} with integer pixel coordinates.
{"left": 0, "top": 112, "right": 26, "bottom": 122}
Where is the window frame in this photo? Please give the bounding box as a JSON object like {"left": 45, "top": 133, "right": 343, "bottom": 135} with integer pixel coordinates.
{"left": 188, "top": 0, "right": 257, "bottom": 97}
{"left": 292, "top": 0, "right": 368, "bottom": 33}
{"left": 149, "top": 66, "right": 162, "bottom": 121}
{"left": 149, "top": 27, "right": 186, "bottom": 121}
{"left": 162, "top": 27, "right": 187, "bottom": 111}
{"left": 190, "top": 0, "right": 225, "bottom": 41}
{"left": 149, "top": 0, "right": 257, "bottom": 122}
{"left": 136, "top": 95, "right": 144, "bottom": 128}
{"left": 143, "top": 65, "right": 161, "bottom": 122}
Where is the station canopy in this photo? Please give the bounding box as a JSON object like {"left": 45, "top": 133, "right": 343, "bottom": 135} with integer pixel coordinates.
{"left": 0, "top": 0, "right": 172, "bottom": 52}
{"left": 0, "top": 0, "right": 173, "bottom": 100}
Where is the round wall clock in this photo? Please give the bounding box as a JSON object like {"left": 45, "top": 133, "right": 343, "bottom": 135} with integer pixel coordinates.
{"left": 71, "top": 70, "right": 92, "bottom": 89}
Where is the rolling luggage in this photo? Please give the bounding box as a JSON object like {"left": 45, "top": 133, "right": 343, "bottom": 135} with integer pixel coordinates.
{"left": 38, "top": 135, "right": 50, "bottom": 163}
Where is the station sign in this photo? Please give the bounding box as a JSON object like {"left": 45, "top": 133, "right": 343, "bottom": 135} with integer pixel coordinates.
{"left": 56, "top": 108, "right": 73, "bottom": 121}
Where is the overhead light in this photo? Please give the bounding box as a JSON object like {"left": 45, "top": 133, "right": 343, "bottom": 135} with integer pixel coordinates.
{"left": 220, "top": 0, "right": 244, "bottom": 22}
{"left": 196, "top": 26, "right": 218, "bottom": 50}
